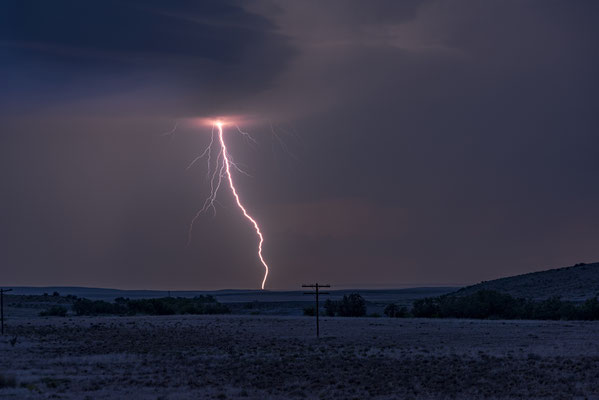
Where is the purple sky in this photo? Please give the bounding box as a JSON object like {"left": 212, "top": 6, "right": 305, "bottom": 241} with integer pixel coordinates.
{"left": 1, "top": 1, "right": 598, "bottom": 290}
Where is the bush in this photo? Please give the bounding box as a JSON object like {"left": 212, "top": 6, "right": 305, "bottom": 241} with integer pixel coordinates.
{"left": 532, "top": 296, "right": 563, "bottom": 320}
{"left": 303, "top": 306, "right": 315, "bottom": 316}
{"left": 73, "top": 299, "right": 123, "bottom": 315}
{"left": 39, "top": 306, "right": 68, "bottom": 317}
{"left": 324, "top": 293, "right": 366, "bottom": 317}
{"left": 201, "top": 302, "right": 231, "bottom": 315}
{"left": 412, "top": 298, "right": 441, "bottom": 318}
{"left": 0, "top": 374, "right": 16, "bottom": 388}
{"left": 339, "top": 293, "right": 366, "bottom": 317}
{"left": 323, "top": 299, "right": 337, "bottom": 316}
{"left": 384, "top": 303, "right": 408, "bottom": 318}
{"left": 384, "top": 303, "right": 398, "bottom": 317}
{"left": 579, "top": 297, "right": 599, "bottom": 320}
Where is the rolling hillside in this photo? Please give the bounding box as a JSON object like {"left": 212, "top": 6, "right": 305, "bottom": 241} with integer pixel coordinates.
{"left": 454, "top": 262, "right": 599, "bottom": 301}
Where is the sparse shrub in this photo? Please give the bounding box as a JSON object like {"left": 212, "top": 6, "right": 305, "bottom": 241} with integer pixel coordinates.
{"left": 412, "top": 297, "right": 441, "bottom": 318}
{"left": 20, "top": 382, "right": 37, "bottom": 391}
{"left": 52, "top": 291, "right": 60, "bottom": 297}
{"left": 73, "top": 298, "right": 123, "bottom": 316}
{"left": 324, "top": 299, "right": 338, "bottom": 316}
{"left": 340, "top": 293, "right": 366, "bottom": 317}
{"left": 397, "top": 306, "right": 409, "bottom": 317}
{"left": 384, "top": 303, "right": 408, "bottom": 318}
{"left": 384, "top": 303, "right": 399, "bottom": 317}
{"left": 579, "top": 297, "right": 599, "bottom": 320}
{"left": 201, "top": 302, "right": 231, "bottom": 315}
{"left": 556, "top": 301, "right": 578, "bottom": 320}
{"left": 324, "top": 294, "right": 366, "bottom": 317}
{"left": 243, "top": 301, "right": 259, "bottom": 309}
{"left": 126, "top": 298, "right": 176, "bottom": 315}
{"left": 39, "top": 305, "right": 67, "bottom": 317}
{"left": 41, "top": 377, "right": 70, "bottom": 388}
{"left": 303, "top": 306, "right": 315, "bottom": 316}
{"left": 533, "top": 296, "right": 563, "bottom": 320}
{"left": 0, "top": 374, "right": 16, "bottom": 388}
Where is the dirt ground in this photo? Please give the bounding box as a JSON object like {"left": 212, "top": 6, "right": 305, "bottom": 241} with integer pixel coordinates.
{"left": 2, "top": 315, "right": 599, "bottom": 399}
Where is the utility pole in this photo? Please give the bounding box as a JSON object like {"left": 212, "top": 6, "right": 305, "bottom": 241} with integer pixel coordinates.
{"left": 1, "top": 288, "right": 13, "bottom": 335}
{"left": 302, "top": 283, "right": 330, "bottom": 337}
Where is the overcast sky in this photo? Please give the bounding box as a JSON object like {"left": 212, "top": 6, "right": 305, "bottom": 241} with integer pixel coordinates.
{"left": 1, "top": 0, "right": 598, "bottom": 290}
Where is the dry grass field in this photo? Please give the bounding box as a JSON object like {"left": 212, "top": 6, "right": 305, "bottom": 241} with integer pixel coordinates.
{"left": 2, "top": 315, "right": 599, "bottom": 399}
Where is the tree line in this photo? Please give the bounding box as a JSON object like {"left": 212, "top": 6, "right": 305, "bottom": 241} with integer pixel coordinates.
{"left": 390, "top": 290, "right": 599, "bottom": 320}
{"left": 303, "top": 290, "right": 599, "bottom": 321}
{"left": 40, "top": 295, "right": 230, "bottom": 316}
{"left": 74, "top": 295, "right": 230, "bottom": 316}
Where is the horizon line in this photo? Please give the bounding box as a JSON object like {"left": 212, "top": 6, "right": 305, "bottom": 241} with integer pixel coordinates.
{"left": 0, "top": 283, "right": 469, "bottom": 292}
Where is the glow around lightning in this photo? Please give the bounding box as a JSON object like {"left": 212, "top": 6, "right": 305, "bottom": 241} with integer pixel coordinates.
{"left": 188, "top": 121, "right": 269, "bottom": 289}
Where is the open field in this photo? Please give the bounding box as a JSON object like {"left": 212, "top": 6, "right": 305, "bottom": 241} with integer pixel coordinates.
{"left": 2, "top": 315, "right": 599, "bottom": 399}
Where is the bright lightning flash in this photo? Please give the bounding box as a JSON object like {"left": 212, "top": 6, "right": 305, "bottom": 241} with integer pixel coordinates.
{"left": 188, "top": 120, "right": 269, "bottom": 290}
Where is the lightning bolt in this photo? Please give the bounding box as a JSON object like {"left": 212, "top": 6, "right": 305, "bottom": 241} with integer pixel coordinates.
{"left": 188, "top": 121, "right": 269, "bottom": 290}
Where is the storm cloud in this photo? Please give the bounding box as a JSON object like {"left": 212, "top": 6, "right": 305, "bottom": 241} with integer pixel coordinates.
{"left": 1, "top": 0, "right": 598, "bottom": 289}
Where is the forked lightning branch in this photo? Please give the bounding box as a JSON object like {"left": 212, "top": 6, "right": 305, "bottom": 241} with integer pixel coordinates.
{"left": 187, "top": 120, "right": 269, "bottom": 290}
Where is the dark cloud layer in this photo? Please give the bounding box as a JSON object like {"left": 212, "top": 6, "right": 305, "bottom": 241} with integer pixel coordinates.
{"left": 1, "top": 0, "right": 294, "bottom": 116}
{"left": 1, "top": 1, "right": 598, "bottom": 289}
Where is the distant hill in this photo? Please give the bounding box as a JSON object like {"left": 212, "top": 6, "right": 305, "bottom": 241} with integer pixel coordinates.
{"left": 454, "top": 262, "right": 599, "bottom": 301}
